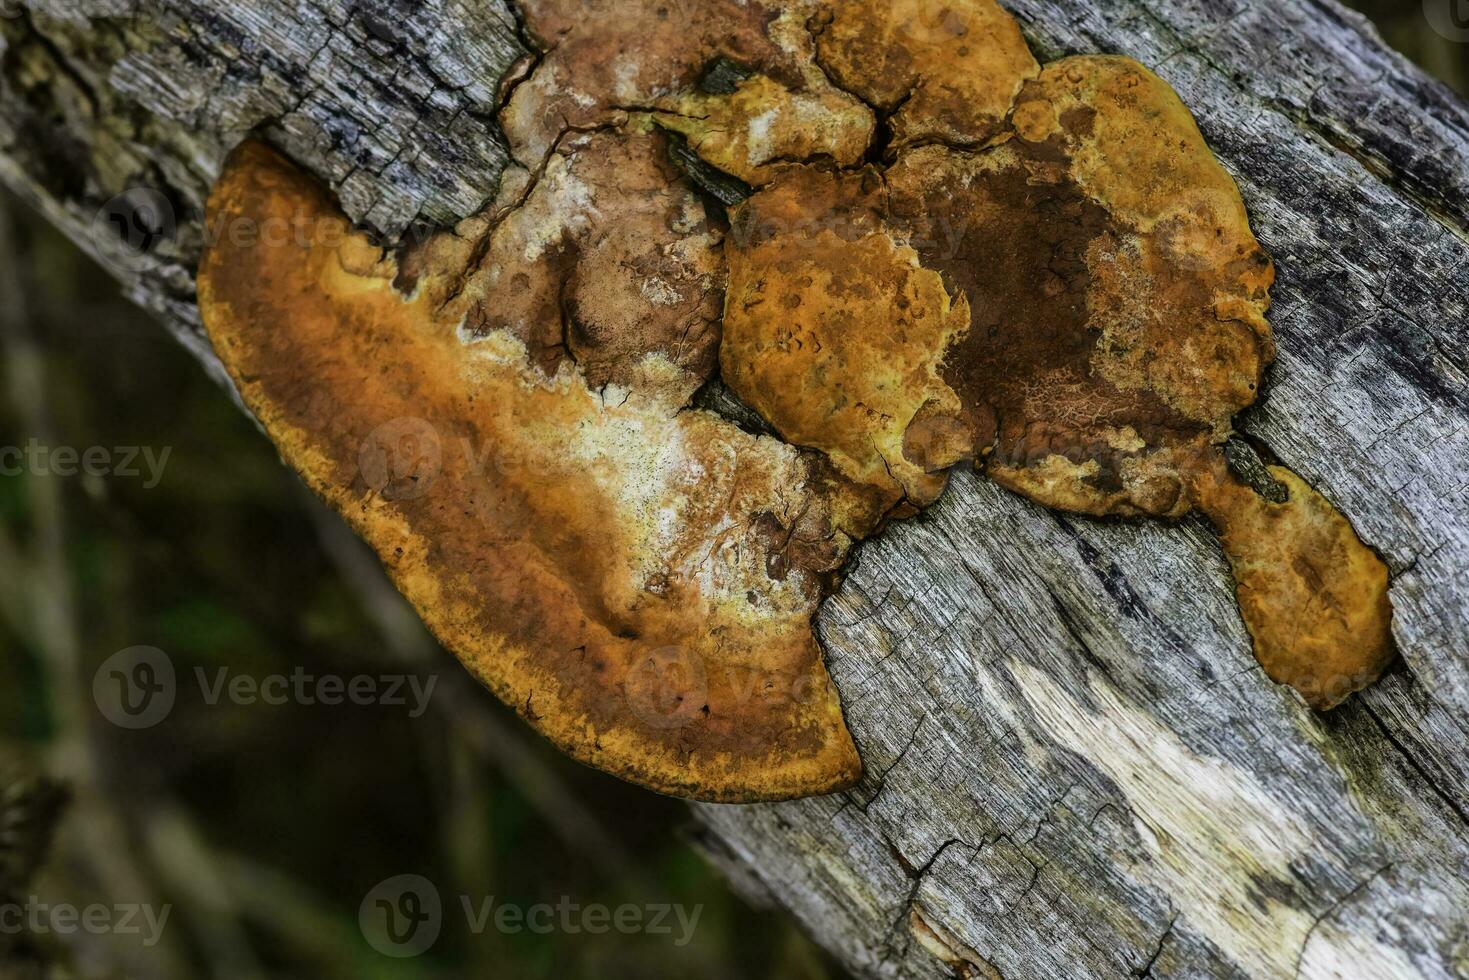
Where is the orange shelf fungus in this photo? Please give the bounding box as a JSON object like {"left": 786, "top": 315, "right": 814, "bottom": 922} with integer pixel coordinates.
{"left": 200, "top": 136, "right": 860, "bottom": 802}
{"left": 199, "top": 0, "right": 1394, "bottom": 799}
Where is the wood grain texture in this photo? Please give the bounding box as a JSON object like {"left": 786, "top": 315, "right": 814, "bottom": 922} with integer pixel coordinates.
{"left": 1, "top": 0, "right": 1465, "bottom": 976}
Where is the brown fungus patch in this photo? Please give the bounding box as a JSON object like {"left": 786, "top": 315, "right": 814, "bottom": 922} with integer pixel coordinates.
{"left": 449, "top": 128, "right": 727, "bottom": 393}
{"left": 503, "top": 0, "right": 873, "bottom": 178}
{"left": 501, "top": 0, "right": 787, "bottom": 167}
{"left": 199, "top": 0, "right": 1395, "bottom": 801}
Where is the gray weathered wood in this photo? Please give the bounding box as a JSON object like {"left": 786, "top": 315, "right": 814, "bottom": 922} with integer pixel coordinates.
{"left": 1, "top": 0, "right": 1466, "bottom": 976}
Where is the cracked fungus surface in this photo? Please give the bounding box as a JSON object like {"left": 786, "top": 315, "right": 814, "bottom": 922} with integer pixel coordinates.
{"left": 198, "top": 0, "right": 1395, "bottom": 802}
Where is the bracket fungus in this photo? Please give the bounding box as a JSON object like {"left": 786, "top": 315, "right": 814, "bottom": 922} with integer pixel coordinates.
{"left": 199, "top": 0, "right": 1395, "bottom": 801}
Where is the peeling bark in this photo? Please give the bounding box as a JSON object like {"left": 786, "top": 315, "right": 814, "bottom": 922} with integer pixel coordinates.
{"left": 1, "top": 0, "right": 1467, "bottom": 977}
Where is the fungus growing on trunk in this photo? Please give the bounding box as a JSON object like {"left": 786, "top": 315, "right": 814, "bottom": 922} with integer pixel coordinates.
{"left": 199, "top": 137, "right": 861, "bottom": 802}
{"left": 198, "top": 0, "right": 1395, "bottom": 800}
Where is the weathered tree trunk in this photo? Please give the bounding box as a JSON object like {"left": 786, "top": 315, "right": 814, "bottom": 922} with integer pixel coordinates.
{"left": 3, "top": 0, "right": 1467, "bottom": 977}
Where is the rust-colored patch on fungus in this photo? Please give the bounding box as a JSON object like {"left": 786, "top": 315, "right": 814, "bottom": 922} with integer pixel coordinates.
{"left": 199, "top": 0, "right": 1395, "bottom": 800}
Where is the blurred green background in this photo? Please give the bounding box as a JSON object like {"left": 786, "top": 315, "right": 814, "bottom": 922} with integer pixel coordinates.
{"left": 0, "top": 2, "right": 1463, "bottom": 978}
